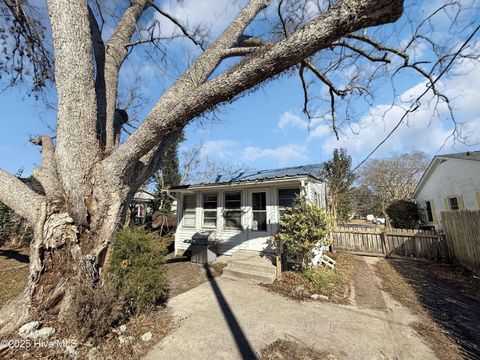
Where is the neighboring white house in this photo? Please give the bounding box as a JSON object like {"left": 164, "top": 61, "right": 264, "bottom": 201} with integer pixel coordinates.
{"left": 132, "top": 189, "right": 155, "bottom": 225}
{"left": 413, "top": 150, "right": 480, "bottom": 229}
{"left": 172, "top": 164, "right": 327, "bottom": 256}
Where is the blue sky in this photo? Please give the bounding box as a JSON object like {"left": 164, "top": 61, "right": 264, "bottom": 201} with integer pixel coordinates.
{"left": 0, "top": 0, "right": 479, "bottom": 177}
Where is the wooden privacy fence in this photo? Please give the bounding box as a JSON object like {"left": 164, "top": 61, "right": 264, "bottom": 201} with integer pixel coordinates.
{"left": 442, "top": 210, "right": 480, "bottom": 275}
{"left": 332, "top": 226, "right": 449, "bottom": 261}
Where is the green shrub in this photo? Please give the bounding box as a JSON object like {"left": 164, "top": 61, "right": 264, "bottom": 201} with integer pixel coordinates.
{"left": 386, "top": 200, "right": 422, "bottom": 228}
{"left": 274, "top": 196, "right": 332, "bottom": 271}
{"left": 108, "top": 227, "right": 169, "bottom": 314}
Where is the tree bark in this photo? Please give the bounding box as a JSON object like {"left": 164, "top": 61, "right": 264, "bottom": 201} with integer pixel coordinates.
{"left": 48, "top": 0, "right": 100, "bottom": 225}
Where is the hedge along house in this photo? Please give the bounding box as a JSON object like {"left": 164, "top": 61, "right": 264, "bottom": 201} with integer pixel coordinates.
{"left": 172, "top": 164, "right": 327, "bottom": 257}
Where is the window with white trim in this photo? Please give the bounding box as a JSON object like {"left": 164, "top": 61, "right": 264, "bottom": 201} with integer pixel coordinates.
{"left": 425, "top": 201, "right": 433, "bottom": 222}
{"left": 449, "top": 197, "right": 459, "bottom": 210}
{"left": 252, "top": 192, "right": 267, "bottom": 231}
{"left": 182, "top": 194, "right": 196, "bottom": 228}
{"left": 203, "top": 193, "right": 218, "bottom": 227}
{"left": 224, "top": 192, "right": 242, "bottom": 229}
{"left": 278, "top": 188, "right": 300, "bottom": 218}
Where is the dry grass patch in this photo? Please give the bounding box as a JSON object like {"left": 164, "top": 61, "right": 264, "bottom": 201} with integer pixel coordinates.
{"left": 166, "top": 261, "right": 224, "bottom": 297}
{"left": 265, "top": 253, "right": 354, "bottom": 303}
{"left": 0, "top": 248, "right": 29, "bottom": 308}
{"left": 261, "top": 339, "right": 336, "bottom": 360}
{"left": 375, "top": 260, "right": 463, "bottom": 360}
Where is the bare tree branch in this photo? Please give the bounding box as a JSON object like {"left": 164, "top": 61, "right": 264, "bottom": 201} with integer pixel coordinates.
{"left": 30, "top": 136, "right": 63, "bottom": 200}
{"left": 353, "top": 24, "right": 480, "bottom": 172}
{"left": 88, "top": 5, "right": 107, "bottom": 148}
{"left": 103, "top": 0, "right": 151, "bottom": 152}
{"left": 331, "top": 41, "right": 390, "bottom": 63}
{"left": 105, "top": 0, "right": 272, "bottom": 175}
{"left": 107, "top": 0, "right": 403, "bottom": 178}
{"left": 221, "top": 46, "right": 260, "bottom": 58}
{"left": 150, "top": 3, "right": 205, "bottom": 50}
{"left": 0, "top": 168, "right": 45, "bottom": 223}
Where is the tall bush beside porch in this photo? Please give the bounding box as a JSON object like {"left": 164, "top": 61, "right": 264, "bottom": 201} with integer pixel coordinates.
{"left": 274, "top": 196, "right": 332, "bottom": 271}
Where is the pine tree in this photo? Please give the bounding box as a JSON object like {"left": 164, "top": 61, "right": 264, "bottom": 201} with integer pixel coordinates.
{"left": 323, "top": 149, "right": 356, "bottom": 226}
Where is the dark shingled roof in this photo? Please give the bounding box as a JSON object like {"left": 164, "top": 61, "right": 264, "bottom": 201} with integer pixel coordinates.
{"left": 439, "top": 150, "right": 480, "bottom": 161}
{"left": 180, "top": 163, "right": 324, "bottom": 187}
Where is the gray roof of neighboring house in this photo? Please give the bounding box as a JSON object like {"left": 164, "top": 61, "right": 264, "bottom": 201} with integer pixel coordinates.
{"left": 133, "top": 190, "right": 155, "bottom": 202}
{"left": 438, "top": 150, "right": 480, "bottom": 161}
{"left": 176, "top": 163, "right": 324, "bottom": 188}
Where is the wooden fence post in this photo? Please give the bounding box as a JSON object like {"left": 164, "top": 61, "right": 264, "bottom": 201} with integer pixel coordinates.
{"left": 276, "top": 238, "right": 282, "bottom": 279}
{"left": 381, "top": 230, "right": 388, "bottom": 258}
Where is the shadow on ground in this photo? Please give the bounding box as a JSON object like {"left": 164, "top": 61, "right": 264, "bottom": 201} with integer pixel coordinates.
{"left": 0, "top": 249, "right": 29, "bottom": 263}
{"left": 389, "top": 260, "right": 480, "bottom": 359}
{"left": 204, "top": 265, "right": 258, "bottom": 359}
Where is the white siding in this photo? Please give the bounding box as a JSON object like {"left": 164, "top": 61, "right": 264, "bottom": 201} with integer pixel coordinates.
{"left": 174, "top": 178, "right": 327, "bottom": 255}
{"left": 415, "top": 159, "right": 480, "bottom": 229}
{"left": 307, "top": 180, "right": 327, "bottom": 208}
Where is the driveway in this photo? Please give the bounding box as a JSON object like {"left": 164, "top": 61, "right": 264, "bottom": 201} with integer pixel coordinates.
{"left": 144, "top": 258, "right": 436, "bottom": 360}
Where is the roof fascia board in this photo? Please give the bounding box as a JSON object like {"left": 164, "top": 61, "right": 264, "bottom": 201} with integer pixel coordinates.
{"left": 173, "top": 176, "right": 314, "bottom": 192}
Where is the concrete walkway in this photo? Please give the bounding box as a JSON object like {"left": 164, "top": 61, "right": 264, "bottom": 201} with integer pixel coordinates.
{"left": 144, "top": 258, "right": 437, "bottom": 360}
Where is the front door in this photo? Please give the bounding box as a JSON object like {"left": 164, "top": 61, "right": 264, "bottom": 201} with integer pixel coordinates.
{"left": 247, "top": 189, "right": 271, "bottom": 252}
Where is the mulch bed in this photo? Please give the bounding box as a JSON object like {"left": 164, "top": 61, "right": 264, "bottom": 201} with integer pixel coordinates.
{"left": 264, "top": 253, "right": 355, "bottom": 304}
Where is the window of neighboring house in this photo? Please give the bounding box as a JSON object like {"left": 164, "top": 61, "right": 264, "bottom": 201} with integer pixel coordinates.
{"left": 182, "top": 194, "right": 196, "bottom": 228}
{"left": 425, "top": 201, "right": 434, "bottom": 222}
{"left": 203, "top": 193, "right": 218, "bottom": 227}
{"left": 278, "top": 188, "right": 300, "bottom": 218}
{"left": 224, "top": 192, "right": 242, "bottom": 229}
{"left": 252, "top": 192, "right": 267, "bottom": 231}
{"left": 449, "top": 197, "right": 459, "bottom": 211}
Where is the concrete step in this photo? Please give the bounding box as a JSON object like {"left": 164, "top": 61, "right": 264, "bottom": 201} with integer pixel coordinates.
{"left": 232, "top": 250, "right": 274, "bottom": 262}
{"left": 222, "top": 267, "right": 275, "bottom": 284}
{"left": 229, "top": 260, "right": 276, "bottom": 275}
{"left": 232, "top": 250, "right": 260, "bottom": 259}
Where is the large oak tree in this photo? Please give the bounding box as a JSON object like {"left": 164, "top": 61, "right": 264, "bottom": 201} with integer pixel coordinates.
{"left": 0, "top": 0, "right": 475, "bottom": 335}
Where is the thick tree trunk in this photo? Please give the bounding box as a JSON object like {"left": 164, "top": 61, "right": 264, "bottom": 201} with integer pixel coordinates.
{"left": 0, "top": 197, "right": 125, "bottom": 336}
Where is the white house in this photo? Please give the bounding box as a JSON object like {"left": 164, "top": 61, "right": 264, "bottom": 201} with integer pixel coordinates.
{"left": 132, "top": 189, "right": 155, "bottom": 225}
{"left": 172, "top": 164, "right": 327, "bottom": 256}
{"left": 413, "top": 150, "right": 480, "bottom": 229}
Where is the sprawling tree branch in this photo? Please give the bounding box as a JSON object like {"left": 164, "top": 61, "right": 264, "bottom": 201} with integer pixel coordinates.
{"left": 131, "top": 130, "right": 182, "bottom": 191}
{"left": 103, "top": 0, "right": 270, "bottom": 179}
{"left": 107, "top": 0, "right": 403, "bottom": 180}
{"left": 47, "top": 0, "right": 101, "bottom": 224}
{"left": 30, "top": 136, "right": 64, "bottom": 201}
{"left": 103, "top": 0, "right": 152, "bottom": 152}
{"left": 0, "top": 168, "right": 45, "bottom": 223}
{"left": 88, "top": 5, "right": 107, "bottom": 148}
{"left": 221, "top": 46, "right": 260, "bottom": 58}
